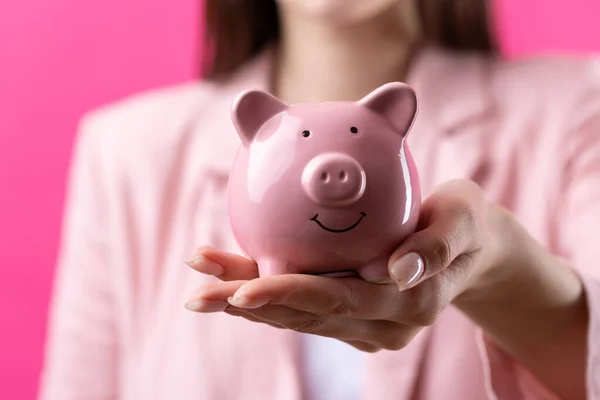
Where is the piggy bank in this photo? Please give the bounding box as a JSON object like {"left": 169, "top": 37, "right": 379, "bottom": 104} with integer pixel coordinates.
{"left": 227, "top": 82, "right": 421, "bottom": 282}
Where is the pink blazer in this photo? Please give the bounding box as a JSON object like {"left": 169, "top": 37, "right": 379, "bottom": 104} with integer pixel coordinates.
{"left": 39, "top": 46, "right": 600, "bottom": 399}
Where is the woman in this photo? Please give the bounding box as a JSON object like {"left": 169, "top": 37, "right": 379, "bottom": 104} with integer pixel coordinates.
{"left": 40, "top": 0, "right": 600, "bottom": 399}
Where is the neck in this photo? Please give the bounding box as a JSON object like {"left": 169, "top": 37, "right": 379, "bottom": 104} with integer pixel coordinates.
{"left": 273, "top": 5, "right": 419, "bottom": 104}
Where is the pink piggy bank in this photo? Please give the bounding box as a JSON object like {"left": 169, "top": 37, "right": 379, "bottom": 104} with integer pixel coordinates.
{"left": 227, "top": 82, "right": 421, "bottom": 282}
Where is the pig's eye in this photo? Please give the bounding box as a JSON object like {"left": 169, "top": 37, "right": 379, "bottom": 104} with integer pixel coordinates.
{"left": 350, "top": 126, "right": 358, "bottom": 134}
{"left": 302, "top": 130, "right": 311, "bottom": 138}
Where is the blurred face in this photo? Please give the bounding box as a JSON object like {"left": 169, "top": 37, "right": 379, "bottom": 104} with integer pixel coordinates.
{"left": 276, "top": 0, "right": 403, "bottom": 26}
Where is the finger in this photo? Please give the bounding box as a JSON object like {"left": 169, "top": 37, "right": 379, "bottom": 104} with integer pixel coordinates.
{"left": 185, "top": 246, "right": 259, "bottom": 281}
{"left": 185, "top": 280, "right": 248, "bottom": 312}
{"left": 389, "top": 179, "right": 486, "bottom": 291}
{"left": 226, "top": 308, "right": 381, "bottom": 351}
{"left": 236, "top": 304, "right": 417, "bottom": 350}
{"left": 228, "top": 274, "right": 402, "bottom": 321}
{"left": 224, "top": 308, "right": 286, "bottom": 330}
{"left": 341, "top": 340, "right": 381, "bottom": 353}
{"left": 227, "top": 307, "right": 381, "bottom": 352}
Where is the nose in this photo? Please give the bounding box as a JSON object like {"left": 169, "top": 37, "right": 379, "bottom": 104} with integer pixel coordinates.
{"left": 302, "top": 153, "right": 366, "bottom": 207}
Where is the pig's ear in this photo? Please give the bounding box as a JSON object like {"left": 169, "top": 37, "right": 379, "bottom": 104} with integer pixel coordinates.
{"left": 231, "top": 89, "right": 288, "bottom": 145}
{"left": 358, "top": 82, "right": 418, "bottom": 137}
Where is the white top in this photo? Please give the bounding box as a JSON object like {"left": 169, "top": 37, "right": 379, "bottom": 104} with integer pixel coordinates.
{"left": 302, "top": 334, "right": 366, "bottom": 400}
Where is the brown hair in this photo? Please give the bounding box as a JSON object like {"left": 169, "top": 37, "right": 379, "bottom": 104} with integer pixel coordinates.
{"left": 203, "top": 0, "right": 496, "bottom": 80}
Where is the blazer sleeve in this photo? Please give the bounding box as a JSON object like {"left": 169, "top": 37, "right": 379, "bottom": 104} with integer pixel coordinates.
{"left": 477, "top": 62, "right": 600, "bottom": 400}
{"left": 556, "top": 83, "right": 600, "bottom": 400}
{"left": 38, "top": 115, "right": 119, "bottom": 400}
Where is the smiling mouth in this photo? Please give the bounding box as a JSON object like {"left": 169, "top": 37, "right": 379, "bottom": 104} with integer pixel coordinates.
{"left": 310, "top": 212, "right": 366, "bottom": 233}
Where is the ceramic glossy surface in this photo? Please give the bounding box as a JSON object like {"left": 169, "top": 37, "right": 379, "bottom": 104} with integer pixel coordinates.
{"left": 227, "top": 82, "right": 421, "bottom": 281}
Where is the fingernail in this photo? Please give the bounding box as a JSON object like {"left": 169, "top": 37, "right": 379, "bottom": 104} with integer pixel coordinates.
{"left": 184, "top": 299, "right": 229, "bottom": 312}
{"left": 391, "top": 252, "right": 425, "bottom": 291}
{"left": 227, "top": 296, "right": 269, "bottom": 309}
{"left": 184, "top": 255, "right": 224, "bottom": 276}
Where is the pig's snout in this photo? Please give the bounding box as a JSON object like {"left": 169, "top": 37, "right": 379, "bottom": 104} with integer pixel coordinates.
{"left": 301, "top": 153, "right": 366, "bottom": 207}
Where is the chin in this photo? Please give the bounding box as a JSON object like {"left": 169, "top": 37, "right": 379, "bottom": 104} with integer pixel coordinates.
{"left": 276, "top": 0, "right": 401, "bottom": 26}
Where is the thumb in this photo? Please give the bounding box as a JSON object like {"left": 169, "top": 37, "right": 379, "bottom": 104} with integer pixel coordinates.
{"left": 388, "top": 179, "right": 486, "bottom": 291}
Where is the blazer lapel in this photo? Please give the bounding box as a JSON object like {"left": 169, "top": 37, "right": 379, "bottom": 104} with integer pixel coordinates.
{"left": 407, "top": 47, "right": 498, "bottom": 193}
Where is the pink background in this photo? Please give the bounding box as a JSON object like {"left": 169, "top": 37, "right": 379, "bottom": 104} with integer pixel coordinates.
{"left": 1, "top": 1, "right": 599, "bottom": 399}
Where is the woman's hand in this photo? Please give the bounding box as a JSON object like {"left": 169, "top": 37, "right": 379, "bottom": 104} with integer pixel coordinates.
{"left": 183, "top": 179, "right": 503, "bottom": 352}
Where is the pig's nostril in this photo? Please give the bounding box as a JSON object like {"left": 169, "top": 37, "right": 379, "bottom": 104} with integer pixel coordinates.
{"left": 301, "top": 153, "right": 366, "bottom": 207}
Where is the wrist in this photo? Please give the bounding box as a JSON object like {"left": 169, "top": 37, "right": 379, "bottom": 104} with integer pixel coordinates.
{"left": 452, "top": 203, "right": 585, "bottom": 317}
{"left": 451, "top": 204, "right": 588, "bottom": 400}
{"left": 452, "top": 203, "right": 517, "bottom": 308}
